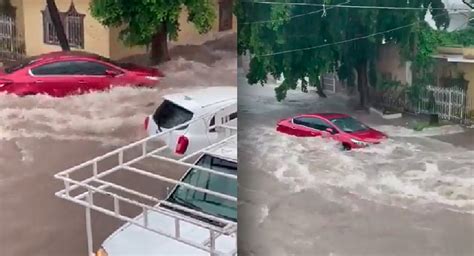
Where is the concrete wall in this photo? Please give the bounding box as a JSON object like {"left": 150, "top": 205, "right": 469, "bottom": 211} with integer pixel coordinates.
{"left": 21, "top": 0, "right": 111, "bottom": 57}
{"left": 15, "top": 0, "right": 235, "bottom": 58}
{"left": 10, "top": 0, "right": 25, "bottom": 40}
{"left": 458, "top": 63, "right": 474, "bottom": 115}
{"left": 108, "top": 25, "right": 146, "bottom": 61}
{"left": 173, "top": 0, "right": 237, "bottom": 46}
{"left": 377, "top": 44, "right": 412, "bottom": 85}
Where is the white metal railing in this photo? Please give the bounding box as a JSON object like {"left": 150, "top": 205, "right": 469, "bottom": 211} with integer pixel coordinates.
{"left": 55, "top": 111, "right": 237, "bottom": 256}
{"left": 417, "top": 85, "right": 467, "bottom": 121}
{"left": 322, "top": 73, "right": 337, "bottom": 93}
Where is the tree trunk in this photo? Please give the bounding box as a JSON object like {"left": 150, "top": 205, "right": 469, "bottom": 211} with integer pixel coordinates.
{"left": 315, "top": 80, "right": 327, "bottom": 98}
{"left": 46, "top": 0, "right": 69, "bottom": 51}
{"left": 356, "top": 61, "right": 369, "bottom": 108}
{"left": 150, "top": 23, "right": 170, "bottom": 65}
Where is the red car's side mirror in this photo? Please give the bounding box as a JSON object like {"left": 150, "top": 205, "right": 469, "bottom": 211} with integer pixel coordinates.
{"left": 326, "top": 128, "right": 334, "bottom": 134}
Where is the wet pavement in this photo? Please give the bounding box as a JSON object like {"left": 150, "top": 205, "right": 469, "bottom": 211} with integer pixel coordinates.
{"left": 238, "top": 68, "right": 474, "bottom": 256}
{"left": 0, "top": 34, "right": 236, "bottom": 256}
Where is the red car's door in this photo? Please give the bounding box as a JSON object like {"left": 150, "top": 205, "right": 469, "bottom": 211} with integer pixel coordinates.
{"left": 72, "top": 60, "right": 122, "bottom": 93}
{"left": 29, "top": 61, "right": 81, "bottom": 97}
{"left": 291, "top": 117, "right": 323, "bottom": 137}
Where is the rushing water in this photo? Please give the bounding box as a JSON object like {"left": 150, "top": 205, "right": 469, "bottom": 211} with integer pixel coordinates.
{"left": 0, "top": 35, "right": 237, "bottom": 256}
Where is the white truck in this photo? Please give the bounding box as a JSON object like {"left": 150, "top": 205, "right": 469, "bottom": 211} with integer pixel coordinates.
{"left": 55, "top": 113, "right": 237, "bottom": 256}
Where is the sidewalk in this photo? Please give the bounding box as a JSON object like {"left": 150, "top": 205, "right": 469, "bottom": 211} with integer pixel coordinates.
{"left": 360, "top": 110, "right": 474, "bottom": 150}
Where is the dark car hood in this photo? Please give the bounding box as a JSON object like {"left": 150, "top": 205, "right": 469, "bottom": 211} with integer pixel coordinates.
{"left": 350, "top": 128, "right": 387, "bottom": 143}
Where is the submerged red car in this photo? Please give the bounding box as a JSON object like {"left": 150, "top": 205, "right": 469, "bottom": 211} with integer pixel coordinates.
{"left": 277, "top": 113, "right": 388, "bottom": 150}
{"left": 0, "top": 51, "right": 164, "bottom": 97}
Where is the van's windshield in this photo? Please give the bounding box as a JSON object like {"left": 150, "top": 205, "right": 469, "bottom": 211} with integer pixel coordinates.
{"left": 153, "top": 100, "right": 193, "bottom": 131}
{"left": 165, "top": 154, "right": 237, "bottom": 224}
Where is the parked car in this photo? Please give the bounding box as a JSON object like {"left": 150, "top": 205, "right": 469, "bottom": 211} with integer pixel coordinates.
{"left": 144, "top": 86, "right": 237, "bottom": 156}
{"left": 276, "top": 113, "right": 388, "bottom": 150}
{"left": 94, "top": 136, "right": 237, "bottom": 256}
{"left": 0, "top": 51, "right": 164, "bottom": 97}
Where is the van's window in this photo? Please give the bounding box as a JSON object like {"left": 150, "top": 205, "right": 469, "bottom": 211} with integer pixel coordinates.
{"left": 153, "top": 100, "right": 193, "bottom": 130}
{"left": 230, "top": 112, "right": 237, "bottom": 120}
{"left": 166, "top": 154, "right": 237, "bottom": 223}
{"left": 209, "top": 116, "right": 216, "bottom": 132}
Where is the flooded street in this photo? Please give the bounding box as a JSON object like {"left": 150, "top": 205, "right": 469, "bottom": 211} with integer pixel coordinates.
{"left": 0, "top": 34, "right": 236, "bottom": 256}
{"left": 238, "top": 68, "right": 474, "bottom": 256}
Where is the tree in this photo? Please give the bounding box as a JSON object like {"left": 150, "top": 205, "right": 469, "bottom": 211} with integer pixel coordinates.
{"left": 238, "top": 0, "right": 449, "bottom": 108}
{"left": 90, "top": 0, "right": 217, "bottom": 64}
{"left": 47, "top": 0, "right": 70, "bottom": 51}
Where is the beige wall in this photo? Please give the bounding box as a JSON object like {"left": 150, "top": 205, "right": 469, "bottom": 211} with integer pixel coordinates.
{"left": 21, "top": 0, "right": 111, "bottom": 57}
{"left": 458, "top": 63, "right": 474, "bottom": 115}
{"left": 108, "top": 26, "right": 146, "bottom": 61}
{"left": 377, "top": 44, "right": 412, "bottom": 85}
{"left": 173, "top": 0, "right": 237, "bottom": 46}
{"left": 10, "top": 0, "right": 25, "bottom": 40}
{"left": 18, "top": 0, "right": 235, "bottom": 59}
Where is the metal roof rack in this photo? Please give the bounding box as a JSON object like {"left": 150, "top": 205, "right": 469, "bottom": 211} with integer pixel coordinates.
{"left": 55, "top": 111, "right": 237, "bottom": 256}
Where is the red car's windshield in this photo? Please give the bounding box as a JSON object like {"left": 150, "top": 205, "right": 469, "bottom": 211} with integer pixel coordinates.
{"left": 330, "top": 117, "right": 369, "bottom": 133}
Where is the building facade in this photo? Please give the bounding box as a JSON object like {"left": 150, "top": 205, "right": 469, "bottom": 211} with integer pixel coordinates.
{"left": 1, "top": 0, "right": 236, "bottom": 60}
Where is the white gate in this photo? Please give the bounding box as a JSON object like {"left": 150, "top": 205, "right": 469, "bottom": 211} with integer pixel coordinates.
{"left": 322, "top": 73, "right": 337, "bottom": 93}
{"left": 417, "top": 85, "right": 467, "bottom": 121}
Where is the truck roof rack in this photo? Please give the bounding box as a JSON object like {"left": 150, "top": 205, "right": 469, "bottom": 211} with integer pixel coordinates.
{"left": 55, "top": 111, "right": 237, "bottom": 256}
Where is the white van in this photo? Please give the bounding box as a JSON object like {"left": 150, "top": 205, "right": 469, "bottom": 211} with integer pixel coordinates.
{"left": 144, "top": 87, "right": 237, "bottom": 156}
{"left": 97, "top": 136, "right": 237, "bottom": 256}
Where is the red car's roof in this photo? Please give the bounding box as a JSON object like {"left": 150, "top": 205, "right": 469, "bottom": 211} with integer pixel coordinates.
{"left": 300, "top": 113, "right": 350, "bottom": 119}
{"left": 35, "top": 51, "right": 103, "bottom": 61}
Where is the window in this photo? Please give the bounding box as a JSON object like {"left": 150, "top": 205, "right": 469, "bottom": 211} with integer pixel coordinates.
{"left": 293, "top": 117, "right": 334, "bottom": 132}
{"left": 31, "top": 61, "right": 78, "bottom": 76}
{"left": 42, "top": 3, "right": 85, "bottom": 48}
{"left": 152, "top": 100, "right": 194, "bottom": 131}
{"left": 218, "top": 0, "right": 233, "bottom": 31}
{"left": 74, "top": 61, "right": 109, "bottom": 76}
{"left": 166, "top": 154, "right": 237, "bottom": 223}
{"left": 209, "top": 116, "right": 216, "bottom": 132}
{"left": 330, "top": 117, "right": 369, "bottom": 133}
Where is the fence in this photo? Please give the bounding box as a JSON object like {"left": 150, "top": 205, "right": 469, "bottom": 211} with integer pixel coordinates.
{"left": 416, "top": 85, "right": 467, "bottom": 121}
{"left": 0, "top": 13, "right": 25, "bottom": 61}
{"left": 377, "top": 85, "right": 468, "bottom": 122}
{"left": 322, "top": 73, "right": 337, "bottom": 93}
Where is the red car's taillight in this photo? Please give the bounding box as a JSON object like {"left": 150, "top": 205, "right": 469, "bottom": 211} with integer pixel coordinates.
{"left": 175, "top": 135, "right": 189, "bottom": 155}
{"left": 144, "top": 116, "right": 149, "bottom": 131}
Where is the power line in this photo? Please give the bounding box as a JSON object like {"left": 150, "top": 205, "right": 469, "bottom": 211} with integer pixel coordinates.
{"left": 241, "top": 0, "right": 350, "bottom": 25}
{"left": 256, "top": 12, "right": 450, "bottom": 57}
{"left": 242, "top": 1, "right": 470, "bottom": 11}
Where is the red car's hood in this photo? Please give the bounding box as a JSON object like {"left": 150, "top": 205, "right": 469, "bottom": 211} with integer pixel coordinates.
{"left": 350, "top": 128, "right": 387, "bottom": 143}
{"left": 121, "top": 63, "right": 164, "bottom": 77}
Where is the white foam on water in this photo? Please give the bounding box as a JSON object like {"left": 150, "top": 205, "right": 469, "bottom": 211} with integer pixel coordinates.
{"left": 258, "top": 205, "right": 269, "bottom": 224}
{"left": 243, "top": 126, "right": 474, "bottom": 213}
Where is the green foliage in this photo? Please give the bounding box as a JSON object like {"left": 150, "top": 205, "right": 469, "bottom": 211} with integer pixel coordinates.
{"left": 238, "top": 0, "right": 449, "bottom": 102}
{"left": 89, "top": 0, "right": 216, "bottom": 47}
{"left": 409, "top": 24, "right": 474, "bottom": 85}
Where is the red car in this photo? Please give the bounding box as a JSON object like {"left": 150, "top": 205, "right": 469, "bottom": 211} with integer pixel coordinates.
{"left": 0, "top": 51, "right": 164, "bottom": 97}
{"left": 277, "top": 113, "right": 388, "bottom": 150}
